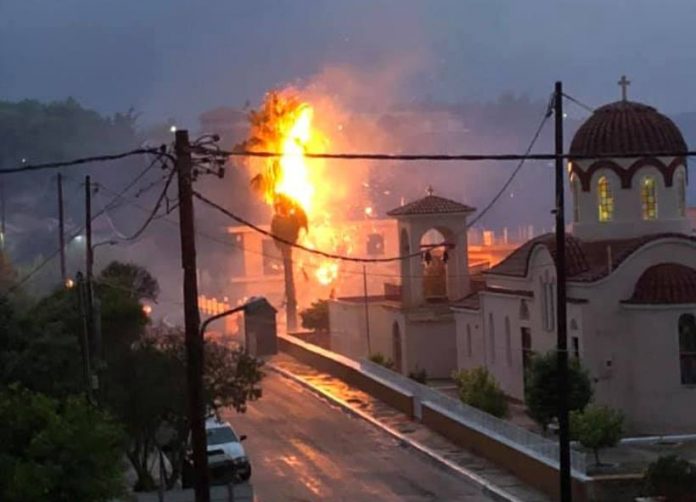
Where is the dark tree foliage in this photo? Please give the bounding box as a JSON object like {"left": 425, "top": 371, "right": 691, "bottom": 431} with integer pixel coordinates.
{"left": 98, "top": 261, "right": 160, "bottom": 301}
{"left": 300, "top": 299, "right": 330, "bottom": 332}
{"left": 0, "top": 385, "right": 125, "bottom": 502}
{"left": 643, "top": 455, "right": 696, "bottom": 501}
{"left": 524, "top": 351, "right": 593, "bottom": 432}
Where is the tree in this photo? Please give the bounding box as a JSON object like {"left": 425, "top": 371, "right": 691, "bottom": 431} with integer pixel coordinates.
{"left": 0, "top": 385, "right": 125, "bottom": 502}
{"left": 300, "top": 299, "right": 329, "bottom": 332}
{"left": 104, "top": 324, "right": 265, "bottom": 490}
{"left": 643, "top": 455, "right": 696, "bottom": 502}
{"left": 98, "top": 261, "right": 160, "bottom": 301}
{"left": 570, "top": 404, "right": 624, "bottom": 466}
{"left": 524, "top": 351, "right": 593, "bottom": 432}
{"left": 453, "top": 367, "right": 509, "bottom": 418}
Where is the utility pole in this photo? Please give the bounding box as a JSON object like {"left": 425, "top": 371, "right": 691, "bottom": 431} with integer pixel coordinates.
{"left": 175, "top": 130, "right": 209, "bottom": 502}
{"left": 58, "top": 173, "right": 66, "bottom": 283}
{"left": 554, "top": 81, "right": 571, "bottom": 501}
{"left": 362, "top": 265, "right": 372, "bottom": 355}
{"left": 75, "top": 272, "right": 93, "bottom": 403}
{"left": 84, "top": 175, "right": 97, "bottom": 395}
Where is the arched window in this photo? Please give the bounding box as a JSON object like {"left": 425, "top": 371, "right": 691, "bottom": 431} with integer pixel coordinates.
{"left": 519, "top": 300, "right": 530, "bottom": 320}
{"left": 679, "top": 314, "right": 696, "bottom": 385}
{"left": 641, "top": 176, "right": 658, "bottom": 220}
{"left": 677, "top": 171, "right": 686, "bottom": 217}
{"left": 597, "top": 176, "right": 614, "bottom": 222}
{"left": 571, "top": 176, "right": 580, "bottom": 223}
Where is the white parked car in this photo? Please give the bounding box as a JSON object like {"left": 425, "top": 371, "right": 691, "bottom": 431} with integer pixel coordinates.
{"left": 182, "top": 418, "right": 251, "bottom": 487}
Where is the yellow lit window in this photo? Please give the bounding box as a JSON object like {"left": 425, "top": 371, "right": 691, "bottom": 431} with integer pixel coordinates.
{"left": 641, "top": 176, "right": 658, "bottom": 220}
{"left": 571, "top": 176, "right": 580, "bottom": 223}
{"left": 597, "top": 176, "right": 614, "bottom": 222}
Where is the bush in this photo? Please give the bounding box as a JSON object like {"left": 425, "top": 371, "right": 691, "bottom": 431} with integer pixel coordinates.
{"left": 453, "top": 367, "right": 508, "bottom": 418}
{"left": 643, "top": 455, "right": 696, "bottom": 501}
{"left": 570, "top": 404, "right": 624, "bottom": 466}
{"left": 525, "top": 351, "right": 593, "bottom": 432}
{"left": 408, "top": 368, "right": 428, "bottom": 384}
{"left": 369, "top": 353, "right": 394, "bottom": 369}
{"left": 0, "top": 385, "right": 126, "bottom": 502}
{"left": 300, "top": 299, "right": 330, "bottom": 332}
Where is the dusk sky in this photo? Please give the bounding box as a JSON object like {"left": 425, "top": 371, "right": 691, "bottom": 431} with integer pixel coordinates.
{"left": 2, "top": 0, "right": 696, "bottom": 125}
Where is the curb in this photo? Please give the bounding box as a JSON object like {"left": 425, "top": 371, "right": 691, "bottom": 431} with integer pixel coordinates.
{"left": 266, "top": 362, "right": 522, "bottom": 502}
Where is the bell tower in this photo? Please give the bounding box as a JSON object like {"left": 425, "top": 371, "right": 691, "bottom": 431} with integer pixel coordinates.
{"left": 387, "top": 187, "right": 475, "bottom": 308}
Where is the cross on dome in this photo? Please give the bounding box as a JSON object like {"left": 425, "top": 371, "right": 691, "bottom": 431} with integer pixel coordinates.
{"left": 426, "top": 185, "right": 434, "bottom": 196}
{"left": 618, "top": 75, "right": 631, "bottom": 102}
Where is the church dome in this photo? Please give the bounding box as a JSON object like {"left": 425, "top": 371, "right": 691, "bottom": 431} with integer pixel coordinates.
{"left": 626, "top": 263, "right": 696, "bottom": 304}
{"left": 569, "top": 101, "right": 687, "bottom": 157}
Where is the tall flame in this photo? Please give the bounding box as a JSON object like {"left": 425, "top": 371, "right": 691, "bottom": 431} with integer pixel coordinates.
{"left": 245, "top": 91, "right": 344, "bottom": 289}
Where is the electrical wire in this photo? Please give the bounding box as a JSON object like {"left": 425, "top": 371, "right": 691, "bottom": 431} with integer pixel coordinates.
{"left": 561, "top": 92, "right": 595, "bottom": 114}
{"left": 467, "top": 94, "right": 553, "bottom": 228}
{"left": 8, "top": 159, "right": 171, "bottom": 291}
{"left": 2, "top": 148, "right": 172, "bottom": 176}
{"left": 193, "top": 191, "right": 446, "bottom": 263}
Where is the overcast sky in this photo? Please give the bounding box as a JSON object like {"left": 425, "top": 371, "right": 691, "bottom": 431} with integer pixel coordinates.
{"left": 2, "top": 0, "right": 696, "bottom": 125}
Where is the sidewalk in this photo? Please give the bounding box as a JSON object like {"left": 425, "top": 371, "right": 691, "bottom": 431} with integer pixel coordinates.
{"left": 268, "top": 353, "right": 551, "bottom": 502}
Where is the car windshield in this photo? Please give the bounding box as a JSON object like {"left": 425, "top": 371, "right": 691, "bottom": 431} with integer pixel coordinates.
{"left": 207, "top": 426, "right": 238, "bottom": 446}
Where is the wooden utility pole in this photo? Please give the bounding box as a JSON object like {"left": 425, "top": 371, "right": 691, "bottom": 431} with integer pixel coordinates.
{"left": 175, "top": 130, "right": 209, "bottom": 502}
{"left": 0, "top": 181, "right": 6, "bottom": 250}
{"left": 84, "top": 175, "right": 97, "bottom": 395}
{"left": 58, "top": 173, "right": 66, "bottom": 283}
{"left": 554, "top": 81, "right": 571, "bottom": 501}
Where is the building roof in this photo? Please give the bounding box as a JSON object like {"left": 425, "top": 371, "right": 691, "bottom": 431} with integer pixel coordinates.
{"left": 569, "top": 101, "right": 687, "bottom": 157}
{"left": 624, "top": 263, "right": 696, "bottom": 305}
{"left": 488, "top": 232, "right": 696, "bottom": 283}
{"left": 387, "top": 194, "right": 475, "bottom": 217}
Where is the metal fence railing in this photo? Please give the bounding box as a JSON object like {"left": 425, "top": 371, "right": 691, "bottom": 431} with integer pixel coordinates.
{"left": 361, "top": 359, "right": 587, "bottom": 475}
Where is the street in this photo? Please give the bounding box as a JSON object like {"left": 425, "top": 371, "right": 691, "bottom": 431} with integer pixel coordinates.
{"left": 219, "top": 372, "right": 493, "bottom": 502}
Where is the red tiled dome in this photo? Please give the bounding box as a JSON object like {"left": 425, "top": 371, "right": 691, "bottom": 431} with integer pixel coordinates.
{"left": 569, "top": 101, "right": 687, "bottom": 157}
{"left": 626, "top": 263, "right": 696, "bottom": 304}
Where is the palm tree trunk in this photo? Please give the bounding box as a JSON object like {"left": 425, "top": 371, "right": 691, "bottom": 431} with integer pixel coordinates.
{"left": 282, "top": 246, "right": 297, "bottom": 332}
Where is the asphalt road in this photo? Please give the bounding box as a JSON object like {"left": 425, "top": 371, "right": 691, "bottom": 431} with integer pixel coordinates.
{"left": 219, "top": 372, "right": 492, "bottom": 502}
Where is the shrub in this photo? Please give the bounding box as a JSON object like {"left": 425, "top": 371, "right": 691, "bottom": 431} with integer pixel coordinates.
{"left": 643, "top": 455, "right": 696, "bottom": 501}
{"left": 453, "top": 367, "right": 508, "bottom": 418}
{"left": 299, "top": 299, "right": 329, "bottom": 332}
{"left": 408, "top": 368, "right": 428, "bottom": 384}
{"left": 369, "top": 353, "right": 394, "bottom": 369}
{"left": 570, "top": 404, "right": 624, "bottom": 466}
{"left": 525, "top": 351, "right": 593, "bottom": 432}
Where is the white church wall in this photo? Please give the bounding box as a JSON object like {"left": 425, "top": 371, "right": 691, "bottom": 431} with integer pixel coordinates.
{"left": 568, "top": 237, "right": 696, "bottom": 432}
{"left": 329, "top": 300, "right": 368, "bottom": 360}
{"left": 454, "top": 309, "right": 485, "bottom": 371}
{"left": 572, "top": 158, "right": 689, "bottom": 241}
{"left": 403, "top": 318, "right": 457, "bottom": 379}
{"left": 367, "top": 304, "right": 405, "bottom": 366}
{"left": 624, "top": 305, "right": 696, "bottom": 433}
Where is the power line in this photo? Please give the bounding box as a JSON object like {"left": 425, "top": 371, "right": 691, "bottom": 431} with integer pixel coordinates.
{"left": 467, "top": 94, "right": 553, "bottom": 228}
{"left": 192, "top": 191, "right": 444, "bottom": 263}
{"left": 9, "top": 160, "right": 170, "bottom": 291}
{"left": 2, "top": 147, "right": 171, "bottom": 176}
{"left": 561, "top": 92, "right": 595, "bottom": 114}
{"left": 200, "top": 145, "right": 693, "bottom": 162}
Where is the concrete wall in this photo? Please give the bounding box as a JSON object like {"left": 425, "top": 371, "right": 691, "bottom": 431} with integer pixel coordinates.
{"left": 403, "top": 317, "right": 457, "bottom": 379}
{"left": 277, "top": 334, "right": 414, "bottom": 417}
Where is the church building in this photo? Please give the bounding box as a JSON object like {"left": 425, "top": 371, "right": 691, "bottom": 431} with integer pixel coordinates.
{"left": 454, "top": 88, "right": 696, "bottom": 434}
{"left": 330, "top": 82, "right": 696, "bottom": 434}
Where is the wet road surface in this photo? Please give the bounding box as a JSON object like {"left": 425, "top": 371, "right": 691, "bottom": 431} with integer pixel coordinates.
{"left": 220, "top": 372, "right": 493, "bottom": 502}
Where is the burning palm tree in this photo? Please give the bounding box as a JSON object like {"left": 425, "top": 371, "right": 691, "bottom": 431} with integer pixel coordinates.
{"left": 239, "top": 91, "right": 315, "bottom": 332}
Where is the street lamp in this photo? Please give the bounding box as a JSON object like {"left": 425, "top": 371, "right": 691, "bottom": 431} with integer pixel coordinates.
{"left": 190, "top": 296, "right": 267, "bottom": 499}
{"left": 199, "top": 296, "right": 266, "bottom": 338}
